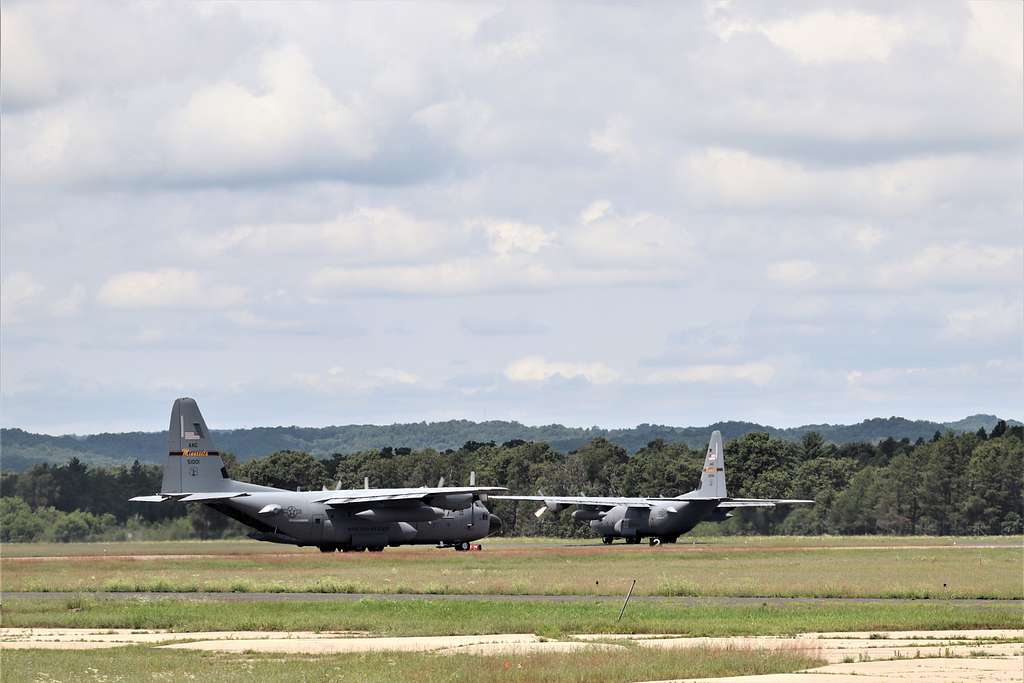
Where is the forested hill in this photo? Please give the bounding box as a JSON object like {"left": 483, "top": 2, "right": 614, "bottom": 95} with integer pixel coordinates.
{"left": 1, "top": 413, "right": 1019, "bottom": 472}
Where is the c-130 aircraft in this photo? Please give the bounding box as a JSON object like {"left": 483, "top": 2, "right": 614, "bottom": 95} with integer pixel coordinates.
{"left": 493, "top": 431, "right": 812, "bottom": 546}
{"left": 131, "top": 398, "right": 504, "bottom": 552}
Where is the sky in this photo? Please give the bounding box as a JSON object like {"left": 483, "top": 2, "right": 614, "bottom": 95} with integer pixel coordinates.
{"left": 1, "top": 1, "right": 1021, "bottom": 435}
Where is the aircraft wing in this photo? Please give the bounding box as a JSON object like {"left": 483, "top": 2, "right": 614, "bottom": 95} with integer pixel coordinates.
{"left": 717, "top": 498, "right": 814, "bottom": 509}
{"left": 490, "top": 495, "right": 652, "bottom": 509}
{"left": 315, "top": 486, "right": 507, "bottom": 507}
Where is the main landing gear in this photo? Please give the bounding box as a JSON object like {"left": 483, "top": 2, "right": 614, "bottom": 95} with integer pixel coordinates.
{"left": 602, "top": 536, "right": 614, "bottom": 545}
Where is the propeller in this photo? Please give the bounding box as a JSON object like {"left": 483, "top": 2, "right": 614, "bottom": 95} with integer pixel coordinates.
{"left": 438, "top": 476, "right": 445, "bottom": 487}
{"left": 364, "top": 476, "right": 369, "bottom": 490}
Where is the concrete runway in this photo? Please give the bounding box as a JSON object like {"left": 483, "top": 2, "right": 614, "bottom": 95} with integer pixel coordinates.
{"left": 3, "top": 591, "right": 1020, "bottom": 606}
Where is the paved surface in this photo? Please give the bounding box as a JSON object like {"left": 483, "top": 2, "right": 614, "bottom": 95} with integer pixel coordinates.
{"left": 655, "top": 657, "right": 1024, "bottom": 683}
{"left": 3, "top": 591, "right": 1020, "bottom": 607}
{"left": 3, "top": 627, "right": 1020, "bottom": 682}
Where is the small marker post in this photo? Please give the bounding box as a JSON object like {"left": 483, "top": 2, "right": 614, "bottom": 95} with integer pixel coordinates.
{"left": 617, "top": 579, "right": 637, "bottom": 622}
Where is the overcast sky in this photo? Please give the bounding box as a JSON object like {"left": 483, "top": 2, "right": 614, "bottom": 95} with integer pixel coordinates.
{"left": 1, "top": 1, "right": 1021, "bottom": 435}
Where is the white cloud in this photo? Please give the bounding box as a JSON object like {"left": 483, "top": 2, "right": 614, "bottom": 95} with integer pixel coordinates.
{"left": 160, "top": 46, "right": 373, "bottom": 180}
{"left": 766, "top": 260, "right": 818, "bottom": 286}
{"left": 505, "top": 355, "right": 619, "bottom": 384}
{"left": 1, "top": 272, "right": 44, "bottom": 325}
{"left": 0, "top": 7, "right": 59, "bottom": 109}
{"left": 97, "top": 269, "right": 246, "bottom": 309}
{"left": 568, "top": 204, "right": 692, "bottom": 267}
{"left": 481, "top": 220, "right": 554, "bottom": 255}
{"left": 682, "top": 147, "right": 985, "bottom": 212}
{"left": 966, "top": 2, "right": 1023, "bottom": 76}
{"left": 872, "top": 243, "right": 1021, "bottom": 290}
{"left": 50, "top": 284, "right": 87, "bottom": 317}
{"left": 589, "top": 115, "right": 636, "bottom": 159}
{"left": 715, "top": 10, "right": 907, "bottom": 64}
{"left": 581, "top": 200, "right": 612, "bottom": 225}
{"left": 645, "top": 362, "right": 776, "bottom": 386}
{"left": 201, "top": 207, "right": 464, "bottom": 265}
{"left": 851, "top": 226, "right": 884, "bottom": 251}
{"left": 942, "top": 300, "right": 1022, "bottom": 343}
{"left": 759, "top": 11, "right": 907, "bottom": 64}
{"left": 291, "top": 365, "right": 421, "bottom": 393}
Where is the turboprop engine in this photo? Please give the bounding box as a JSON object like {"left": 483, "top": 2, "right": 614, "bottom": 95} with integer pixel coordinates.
{"left": 429, "top": 492, "right": 474, "bottom": 510}
{"left": 572, "top": 508, "right": 605, "bottom": 522}
{"left": 353, "top": 505, "right": 445, "bottom": 523}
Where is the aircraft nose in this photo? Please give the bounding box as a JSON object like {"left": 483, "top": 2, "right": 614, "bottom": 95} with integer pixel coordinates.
{"left": 488, "top": 514, "right": 503, "bottom": 534}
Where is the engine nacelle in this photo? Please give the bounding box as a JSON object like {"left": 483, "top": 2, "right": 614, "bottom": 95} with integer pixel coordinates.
{"left": 430, "top": 493, "right": 474, "bottom": 510}
{"left": 353, "top": 505, "right": 445, "bottom": 523}
{"left": 572, "top": 508, "right": 605, "bottom": 522}
{"left": 545, "top": 501, "right": 567, "bottom": 513}
{"left": 704, "top": 509, "right": 734, "bottom": 523}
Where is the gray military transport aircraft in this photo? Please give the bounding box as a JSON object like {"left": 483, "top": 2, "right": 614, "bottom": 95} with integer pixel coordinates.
{"left": 131, "top": 398, "right": 505, "bottom": 552}
{"left": 493, "top": 431, "right": 812, "bottom": 546}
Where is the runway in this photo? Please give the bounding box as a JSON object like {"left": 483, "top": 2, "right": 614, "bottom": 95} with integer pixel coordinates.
{"left": 3, "top": 591, "right": 1020, "bottom": 606}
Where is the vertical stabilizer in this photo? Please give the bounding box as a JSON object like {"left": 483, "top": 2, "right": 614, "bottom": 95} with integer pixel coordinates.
{"left": 698, "top": 430, "right": 727, "bottom": 499}
{"left": 161, "top": 398, "right": 228, "bottom": 493}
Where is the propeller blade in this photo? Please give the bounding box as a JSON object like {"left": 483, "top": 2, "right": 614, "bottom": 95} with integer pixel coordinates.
{"left": 534, "top": 505, "right": 547, "bottom": 518}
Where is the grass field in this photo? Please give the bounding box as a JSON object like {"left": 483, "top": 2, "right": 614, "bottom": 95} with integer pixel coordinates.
{"left": 0, "top": 644, "right": 825, "bottom": 683}
{"left": 2, "top": 596, "right": 1020, "bottom": 636}
{"left": 3, "top": 537, "right": 1021, "bottom": 599}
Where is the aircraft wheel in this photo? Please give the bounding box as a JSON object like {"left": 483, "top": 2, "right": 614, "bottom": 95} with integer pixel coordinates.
{"left": 318, "top": 545, "right": 336, "bottom": 553}
{"left": 602, "top": 536, "right": 614, "bottom": 545}
{"left": 457, "top": 541, "right": 471, "bottom": 551}
{"left": 626, "top": 536, "right": 641, "bottom": 545}
{"left": 649, "top": 537, "right": 662, "bottom": 547}
{"left": 368, "top": 546, "right": 385, "bottom": 552}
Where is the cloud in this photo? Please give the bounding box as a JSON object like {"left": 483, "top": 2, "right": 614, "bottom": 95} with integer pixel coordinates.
{"left": 645, "top": 362, "right": 776, "bottom": 386}
{"left": 872, "top": 243, "right": 1021, "bottom": 290}
{"left": 942, "top": 300, "right": 1022, "bottom": 343}
{"left": 504, "top": 356, "right": 619, "bottom": 384}
{"left": 567, "top": 203, "right": 692, "bottom": 267}
{"left": 461, "top": 315, "right": 549, "bottom": 336}
{"left": 756, "top": 11, "right": 907, "bottom": 64}
{"left": 481, "top": 220, "right": 553, "bottom": 255}
{"left": 291, "top": 365, "right": 421, "bottom": 393}
{"left": 160, "top": 46, "right": 373, "bottom": 182}
{"left": 766, "top": 260, "right": 818, "bottom": 286}
{"left": 50, "top": 284, "right": 87, "bottom": 317}
{"left": 0, "top": 6, "right": 59, "bottom": 110}
{"left": 97, "top": 269, "right": 246, "bottom": 309}
{"left": 201, "top": 207, "right": 465, "bottom": 265}
{"left": 966, "top": 2, "right": 1024, "bottom": 76}
{"left": 1, "top": 272, "right": 44, "bottom": 325}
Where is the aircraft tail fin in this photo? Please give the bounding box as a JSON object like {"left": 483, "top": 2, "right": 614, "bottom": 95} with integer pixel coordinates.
{"left": 697, "top": 430, "right": 727, "bottom": 499}
{"left": 161, "top": 398, "right": 231, "bottom": 494}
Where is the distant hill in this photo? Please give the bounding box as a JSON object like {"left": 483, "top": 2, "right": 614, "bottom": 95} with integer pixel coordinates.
{"left": 1, "top": 414, "right": 1019, "bottom": 472}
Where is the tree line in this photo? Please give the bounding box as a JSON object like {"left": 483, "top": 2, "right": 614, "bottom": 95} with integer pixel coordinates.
{"left": 2, "top": 423, "right": 1021, "bottom": 542}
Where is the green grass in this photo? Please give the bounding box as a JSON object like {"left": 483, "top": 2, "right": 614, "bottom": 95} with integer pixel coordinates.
{"left": 0, "top": 644, "right": 824, "bottom": 683}
{"left": 1, "top": 597, "right": 1020, "bottom": 637}
{"left": 2, "top": 535, "right": 1018, "bottom": 557}
{"left": 4, "top": 539, "right": 1021, "bottom": 599}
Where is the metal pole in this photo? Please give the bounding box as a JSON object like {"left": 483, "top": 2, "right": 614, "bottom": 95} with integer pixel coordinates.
{"left": 617, "top": 579, "right": 637, "bottom": 622}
